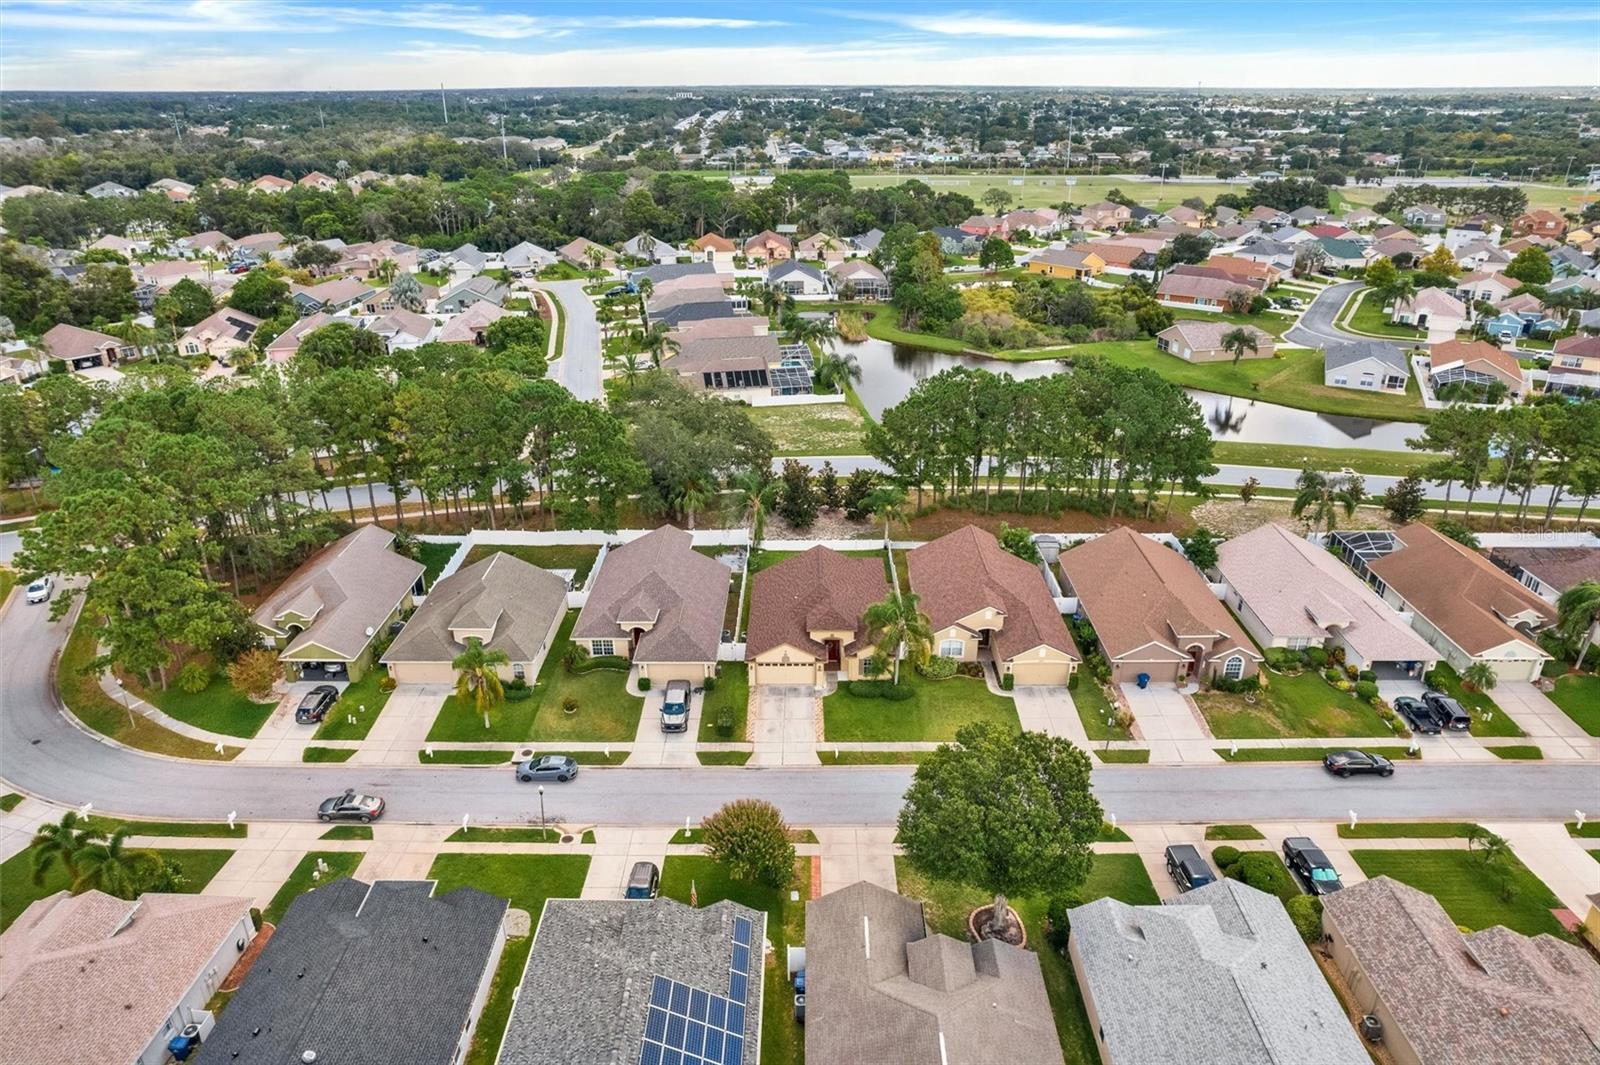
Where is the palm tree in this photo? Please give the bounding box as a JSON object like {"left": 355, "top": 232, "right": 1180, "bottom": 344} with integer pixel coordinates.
{"left": 1461, "top": 661, "right": 1498, "bottom": 694}
{"left": 1290, "top": 468, "right": 1365, "bottom": 534}
{"left": 1220, "top": 327, "right": 1259, "bottom": 368}
{"left": 863, "top": 590, "right": 933, "bottom": 684}
{"left": 676, "top": 477, "right": 713, "bottom": 530}
{"left": 864, "top": 485, "right": 909, "bottom": 543}
{"left": 108, "top": 315, "right": 158, "bottom": 362}
{"left": 793, "top": 314, "right": 840, "bottom": 355}
{"left": 635, "top": 322, "right": 679, "bottom": 368}
{"left": 615, "top": 351, "right": 646, "bottom": 391}
{"left": 452, "top": 637, "right": 510, "bottom": 729}
{"left": 31, "top": 811, "right": 97, "bottom": 887}
{"left": 374, "top": 258, "right": 399, "bottom": 285}
{"left": 1556, "top": 580, "right": 1600, "bottom": 669}
{"left": 1380, "top": 276, "right": 1418, "bottom": 317}
{"left": 74, "top": 829, "right": 163, "bottom": 898}
{"left": 391, "top": 272, "right": 423, "bottom": 311}
{"left": 813, "top": 351, "right": 862, "bottom": 395}
{"left": 726, "top": 470, "right": 778, "bottom": 550}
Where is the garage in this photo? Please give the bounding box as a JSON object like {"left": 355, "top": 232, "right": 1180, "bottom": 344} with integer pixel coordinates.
{"left": 751, "top": 661, "right": 816, "bottom": 686}
{"left": 1006, "top": 659, "right": 1074, "bottom": 686}
{"left": 1478, "top": 657, "right": 1544, "bottom": 684}
{"left": 640, "top": 661, "right": 713, "bottom": 685}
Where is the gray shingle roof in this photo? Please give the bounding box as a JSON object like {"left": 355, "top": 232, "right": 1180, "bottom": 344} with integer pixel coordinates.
{"left": 632, "top": 261, "right": 718, "bottom": 286}
{"left": 196, "top": 879, "right": 506, "bottom": 1065}
{"left": 1070, "top": 879, "right": 1367, "bottom": 1065}
{"left": 500, "top": 897, "right": 765, "bottom": 1065}
{"left": 574, "top": 526, "right": 730, "bottom": 662}
{"left": 382, "top": 552, "right": 568, "bottom": 667}
{"left": 1324, "top": 339, "right": 1408, "bottom": 374}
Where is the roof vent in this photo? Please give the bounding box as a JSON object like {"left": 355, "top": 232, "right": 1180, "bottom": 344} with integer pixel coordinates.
{"left": 303, "top": 1052, "right": 319, "bottom": 1064}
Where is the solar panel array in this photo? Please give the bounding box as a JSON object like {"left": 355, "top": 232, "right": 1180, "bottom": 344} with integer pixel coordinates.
{"left": 637, "top": 916, "right": 757, "bottom": 1065}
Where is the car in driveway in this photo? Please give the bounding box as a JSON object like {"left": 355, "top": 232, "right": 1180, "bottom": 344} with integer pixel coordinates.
{"left": 294, "top": 685, "right": 340, "bottom": 724}
{"left": 515, "top": 754, "right": 579, "bottom": 783}
{"left": 660, "top": 680, "right": 691, "bottom": 733}
{"left": 1392, "top": 696, "right": 1440, "bottom": 734}
{"left": 1164, "top": 844, "right": 1217, "bottom": 892}
{"left": 1323, "top": 750, "right": 1395, "bottom": 778}
{"left": 24, "top": 576, "right": 53, "bottom": 604}
{"left": 1282, "top": 837, "right": 1343, "bottom": 895}
{"left": 318, "top": 789, "right": 385, "bottom": 823}
{"left": 1421, "top": 691, "right": 1472, "bottom": 731}
{"left": 625, "top": 861, "right": 660, "bottom": 899}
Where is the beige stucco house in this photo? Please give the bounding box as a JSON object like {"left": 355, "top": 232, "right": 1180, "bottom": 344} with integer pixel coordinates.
{"left": 745, "top": 547, "right": 889, "bottom": 687}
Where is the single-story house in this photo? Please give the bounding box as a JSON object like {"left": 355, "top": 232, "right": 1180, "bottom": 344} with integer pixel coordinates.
{"left": 200, "top": 879, "right": 507, "bottom": 1065}
{"left": 1163, "top": 204, "right": 1205, "bottom": 228}
{"left": 1488, "top": 546, "right": 1600, "bottom": 605}
{"left": 436, "top": 301, "right": 510, "bottom": 346}
{"left": 290, "top": 276, "right": 375, "bottom": 316}
{"left": 1390, "top": 287, "right": 1466, "bottom": 331}
{"left": 1428, "top": 338, "right": 1526, "bottom": 399}
{"left": 1025, "top": 247, "right": 1105, "bottom": 279}
{"left": 1481, "top": 310, "right": 1563, "bottom": 344}
{"left": 1058, "top": 526, "right": 1261, "bottom": 686}
{"left": 1401, "top": 203, "right": 1447, "bottom": 229}
{"left": 1547, "top": 333, "right": 1600, "bottom": 395}
{"left": 297, "top": 170, "right": 338, "bottom": 191}
{"left": 742, "top": 230, "right": 794, "bottom": 263}
{"left": 1070, "top": 879, "right": 1368, "bottom": 1065}
{"left": 828, "top": 258, "right": 890, "bottom": 299}
{"left": 767, "top": 260, "right": 831, "bottom": 296}
{"left": 807, "top": 881, "right": 1064, "bottom": 1065}
{"left": 86, "top": 179, "right": 137, "bottom": 199}
{"left": 178, "top": 308, "right": 262, "bottom": 360}
{"left": 1287, "top": 204, "right": 1329, "bottom": 226}
{"left": 908, "top": 526, "right": 1079, "bottom": 685}
{"left": 958, "top": 214, "right": 1009, "bottom": 238}
{"left": 368, "top": 307, "right": 435, "bottom": 350}
{"left": 1202, "top": 254, "right": 1280, "bottom": 288}
{"left": 251, "top": 525, "right": 425, "bottom": 681}
{"left": 621, "top": 233, "right": 680, "bottom": 265}
{"left": 557, "top": 236, "right": 616, "bottom": 270}
{"left": 573, "top": 525, "right": 729, "bottom": 684}
{"left": 644, "top": 282, "right": 742, "bottom": 329}
{"left": 1510, "top": 208, "right": 1567, "bottom": 239}
{"left": 0, "top": 890, "right": 255, "bottom": 1065}
{"left": 667, "top": 316, "right": 769, "bottom": 345}
{"left": 666, "top": 335, "right": 787, "bottom": 394}
{"left": 1156, "top": 271, "right": 1250, "bottom": 308}
{"left": 1321, "top": 876, "right": 1600, "bottom": 1065}
{"left": 498, "top": 897, "right": 765, "bottom": 1065}
{"left": 746, "top": 546, "right": 890, "bottom": 686}
{"left": 1371, "top": 236, "right": 1427, "bottom": 265}
{"left": 631, "top": 261, "right": 724, "bottom": 289}
{"left": 1454, "top": 270, "right": 1518, "bottom": 305}
{"left": 435, "top": 275, "right": 507, "bottom": 314}
{"left": 502, "top": 240, "right": 557, "bottom": 272}
{"left": 690, "top": 232, "right": 738, "bottom": 265}
{"left": 233, "top": 231, "right": 285, "bottom": 258}
{"left": 1316, "top": 236, "right": 1370, "bottom": 269}
{"left": 179, "top": 230, "right": 232, "bottom": 257}
{"left": 1361, "top": 522, "right": 1554, "bottom": 682}
{"left": 850, "top": 228, "right": 885, "bottom": 255}
{"left": 1079, "top": 200, "right": 1133, "bottom": 230}
{"left": 37, "top": 322, "right": 134, "bottom": 372}
{"left": 249, "top": 174, "right": 293, "bottom": 194}
{"left": 1154, "top": 320, "right": 1275, "bottom": 363}
{"left": 445, "top": 243, "right": 489, "bottom": 272}
{"left": 796, "top": 232, "right": 848, "bottom": 262}
{"left": 1004, "top": 206, "right": 1062, "bottom": 237}
{"left": 1324, "top": 339, "right": 1411, "bottom": 392}
{"left": 262, "top": 311, "right": 330, "bottom": 363}
{"left": 1246, "top": 205, "right": 1289, "bottom": 226}
{"left": 1232, "top": 238, "right": 1298, "bottom": 271}
{"left": 1216, "top": 523, "right": 1436, "bottom": 678}
{"left": 382, "top": 552, "right": 567, "bottom": 685}
{"left": 931, "top": 226, "right": 983, "bottom": 256}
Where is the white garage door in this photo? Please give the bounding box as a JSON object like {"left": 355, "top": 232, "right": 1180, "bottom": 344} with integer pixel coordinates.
{"left": 753, "top": 663, "right": 815, "bottom": 686}
{"left": 1482, "top": 658, "right": 1542, "bottom": 684}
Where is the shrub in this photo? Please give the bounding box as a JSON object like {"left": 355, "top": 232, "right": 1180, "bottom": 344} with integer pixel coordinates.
{"left": 1228, "top": 852, "right": 1299, "bottom": 903}
{"left": 1210, "top": 845, "right": 1243, "bottom": 871}
{"left": 561, "top": 644, "right": 589, "bottom": 671}
{"left": 504, "top": 686, "right": 534, "bottom": 703}
{"left": 702, "top": 676, "right": 717, "bottom": 693}
{"left": 1305, "top": 647, "right": 1329, "bottom": 668}
{"left": 1354, "top": 680, "right": 1379, "bottom": 701}
{"left": 1358, "top": 669, "right": 1376, "bottom": 683}
{"left": 638, "top": 677, "right": 651, "bottom": 691}
{"left": 956, "top": 662, "right": 984, "bottom": 678}
{"left": 1285, "top": 895, "right": 1324, "bottom": 944}
{"left": 1334, "top": 679, "right": 1352, "bottom": 692}
{"left": 1323, "top": 667, "right": 1342, "bottom": 683}
{"left": 250, "top": 906, "right": 264, "bottom": 930}
{"left": 377, "top": 674, "right": 397, "bottom": 693}
{"left": 919, "top": 657, "right": 958, "bottom": 680}
{"left": 1067, "top": 671, "right": 1080, "bottom": 690}
{"left": 1330, "top": 645, "right": 1346, "bottom": 665}
{"left": 1045, "top": 895, "right": 1075, "bottom": 951}
{"left": 1000, "top": 674, "right": 1015, "bottom": 691}
{"left": 506, "top": 677, "right": 528, "bottom": 691}
{"left": 1345, "top": 664, "right": 1359, "bottom": 680}
{"left": 1264, "top": 648, "right": 1300, "bottom": 672}
{"left": 1211, "top": 675, "right": 1260, "bottom": 695}
{"left": 716, "top": 707, "right": 734, "bottom": 737}
{"left": 176, "top": 662, "right": 211, "bottom": 694}
{"left": 701, "top": 798, "right": 797, "bottom": 888}
{"left": 227, "top": 648, "right": 281, "bottom": 701}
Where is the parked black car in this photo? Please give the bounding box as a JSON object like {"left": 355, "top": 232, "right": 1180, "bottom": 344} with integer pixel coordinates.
{"left": 1323, "top": 750, "right": 1395, "bottom": 778}
{"left": 317, "top": 789, "right": 385, "bottom": 823}
{"left": 1282, "top": 837, "right": 1343, "bottom": 895}
{"left": 1421, "top": 691, "right": 1472, "bottom": 731}
{"left": 1392, "top": 696, "right": 1440, "bottom": 734}
{"left": 1164, "top": 844, "right": 1217, "bottom": 892}
{"left": 295, "top": 685, "right": 339, "bottom": 724}
{"left": 515, "top": 754, "right": 579, "bottom": 783}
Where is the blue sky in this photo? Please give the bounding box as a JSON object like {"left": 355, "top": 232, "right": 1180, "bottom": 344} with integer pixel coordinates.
{"left": 2, "top": 1, "right": 1597, "bottom": 91}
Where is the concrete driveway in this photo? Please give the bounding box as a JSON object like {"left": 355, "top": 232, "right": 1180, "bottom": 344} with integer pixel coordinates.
{"left": 1119, "top": 683, "right": 1216, "bottom": 763}
{"left": 238, "top": 680, "right": 350, "bottom": 763}
{"left": 1011, "top": 686, "right": 1087, "bottom": 742}
{"left": 751, "top": 685, "right": 820, "bottom": 766}
{"left": 1492, "top": 682, "right": 1597, "bottom": 760}
{"left": 627, "top": 685, "right": 701, "bottom": 767}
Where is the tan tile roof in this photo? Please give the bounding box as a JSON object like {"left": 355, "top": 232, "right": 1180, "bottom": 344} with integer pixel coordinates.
{"left": 38, "top": 323, "right": 122, "bottom": 360}
{"left": 908, "top": 526, "right": 1077, "bottom": 664}
{"left": 0, "top": 890, "right": 253, "bottom": 1065}
{"left": 1428, "top": 338, "right": 1522, "bottom": 384}
{"left": 575, "top": 526, "right": 730, "bottom": 662}
{"left": 1058, "top": 527, "right": 1257, "bottom": 665}
{"left": 252, "top": 525, "right": 423, "bottom": 661}
{"left": 746, "top": 547, "right": 889, "bottom": 660}
{"left": 437, "top": 301, "right": 509, "bottom": 343}
{"left": 1156, "top": 272, "right": 1244, "bottom": 301}
{"left": 1366, "top": 523, "right": 1553, "bottom": 656}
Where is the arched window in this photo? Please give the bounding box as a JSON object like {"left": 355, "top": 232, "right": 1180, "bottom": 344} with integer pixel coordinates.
{"left": 1223, "top": 656, "right": 1245, "bottom": 681}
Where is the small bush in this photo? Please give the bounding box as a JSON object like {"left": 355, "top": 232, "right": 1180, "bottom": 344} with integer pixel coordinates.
{"left": 176, "top": 662, "right": 211, "bottom": 694}
{"left": 506, "top": 677, "right": 528, "bottom": 691}
{"left": 1211, "top": 675, "right": 1260, "bottom": 695}
{"left": 1354, "top": 680, "right": 1379, "bottom": 701}
{"left": 1045, "top": 895, "right": 1075, "bottom": 951}
{"left": 1228, "top": 852, "right": 1299, "bottom": 903}
{"left": 1358, "top": 669, "right": 1376, "bottom": 683}
{"left": 1264, "top": 648, "right": 1300, "bottom": 671}
{"left": 716, "top": 707, "right": 734, "bottom": 737}
{"left": 504, "top": 686, "right": 534, "bottom": 703}
{"left": 919, "top": 657, "right": 958, "bottom": 680}
{"left": 250, "top": 906, "right": 264, "bottom": 930}
{"left": 1067, "top": 671, "right": 1080, "bottom": 690}
{"left": 955, "top": 661, "right": 984, "bottom": 678}
{"left": 377, "top": 674, "right": 397, "bottom": 693}
{"left": 1345, "top": 664, "right": 1359, "bottom": 680}
{"left": 638, "top": 677, "right": 651, "bottom": 691}
{"left": 702, "top": 676, "right": 717, "bottom": 693}
{"left": 1285, "top": 895, "right": 1324, "bottom": 944}
{"left": 1211, "top": 845, "right": 1243, "bottom": 871}
{"left": 1305, "top": 647, "right": 1329, "bottom": 668}
{"left": 1323, "top": 667, "right": 1342, "bottom": 683}
{"left": 1000, "top": 674, "right": 1015, "bottom": 691}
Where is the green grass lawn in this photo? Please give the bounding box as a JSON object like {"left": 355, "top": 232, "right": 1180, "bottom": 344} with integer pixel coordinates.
{"left": 1568, "top": 821, "right": 1600, "bottom": 839}
{"left": 897, "top": 853, "right": 1156, "bottom": 1065}
{"left": 1349, "top": 849, "right": 1572, "bottom": 940}
{"left": 660, "top": 856, "right": 806, "bottom": 1065}
{"left": 462, "top": 544, "right": 600, "bottom": 585}
{"left": 131, "top": 672, "right": 276, "bottom": 739}
{"left": 420, "top": 749, "right": 515, "bottom": 764}
{"left": 1073, "top": 679, "right": 1129, "bottom": 740}
{"left": 1093, "top": 748, "right": 1150, "bottom": 763}
{"left": 264, "top": 851, "right": 364, "bottom": 925}
{"left": 0, "top": 569, "right": 15, "bottom": 603}
{"left": 1339, "top": 289, "right": 1431, "bottom": 341}
{"left": 699, "top": 663, "right": 750, "bottom": 742}
{"left": 445, "top": 827, "right": 563, "bottom": 843}
{"left": 428, "top": 853, "right": 591, "bottom": 1065}
{"left": 1549, "top": 674, "right": 1600, "bottom": 737}
{"left": 1215, "top": 746, "right": 1414, "bottom": 762}
{"left": 1427, "top": 663, "right": 1525, "bottom": 737}
{"left": 1205, "top": 824, "right": 1265, "bottom": 840}
{"left": 1195, "top": 668, "right": 1394, "bottom": 739}
{"left": 1338, "top": 822, "right": 1480, "bottom": 839}
{"left": 319, "top": 825, "right": 372, "bottom": 840}
{"left": 1211, "top": 441, "right": 1435, "bottom": 477}
{"left": 1487, "top": 745, "right": 1543, "bottom": 759}
{"left": 60, "top": 611, "right": 240, "bottom": 760}
{"left": 2, "top": 845, "right": 233, "bottom": 932}
{"left": 81, "top": 817, "right": 247, "bottom": 839}
{"left": 303, "top": 746, "right": 356, "bottom": 762}
{"left": 749, "top": 402, "right": 867, "bottom": 456}
{"left": 313, "top": 669, "right": 393, "bottom": 741}
{"left": 823, "top": 672, "right": 1020, "bottom": 741}
{"left": 819, "top": 750, "right": 930, "bottom": 764}
{"left": 0, "top": 793, "right": 23, "bottom": 812}
{"left": 698, "top": 750, "right": 754, "bottom": 765}
{"left": 416, "top": 540, "right": 459, "bottom": 585}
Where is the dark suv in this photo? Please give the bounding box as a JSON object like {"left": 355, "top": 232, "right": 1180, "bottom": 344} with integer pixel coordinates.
{"left": 295, "top": 685, "right": 339, "bottom": 724}
{"left": 1164, "top": 844, "right": 1217, "bottom": 892}
{"left": 1421, "top": 691, "right": 1472, "bottom": 731}
{"left": 1282, "top": 837, "right": 1343, "bottom": 895}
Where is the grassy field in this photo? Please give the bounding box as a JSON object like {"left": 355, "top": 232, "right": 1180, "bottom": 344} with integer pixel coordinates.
{"left": 897, "top": 852, "right": 1156, "bottom": 1065}
{"left": 698, "top": 663, "right": 750, "bottom": 742}
{"left": 1428, "top": 663, "right": 1525, "bottom": 737}
{"left": 1349, "top": 848, "right": 1572, "bottom": 940}
{"left": 1195, "top": 668, "right": 1394, "bottom": 739}
{"left": 749, "top": 401, "right": 868, "bottom": 455}
{"left": 822, "top": 672, "right": 1020, "bottom": 741}
{"left": 1, "top": 845, "right": 233, "bottom": 932}
{"left": 128, "top": 672, "right": 276, "bottom": 739}
{"left": 313, "top": 669, "right": 393, "bottom": 741}
{"left": 461, "top": 543, "right": 600, "bottom": 585}
{"left": 264, "top": 851, "right": 364, "bottom": 924}
{"left": 426, "top": 854, "right": 591, "bottom": 1065}
{"left": 1549, "top": 673, "right": 1600, "bottom": 736}
{"left": 1210, "top": 441, "right": 1434, "bottom": 477}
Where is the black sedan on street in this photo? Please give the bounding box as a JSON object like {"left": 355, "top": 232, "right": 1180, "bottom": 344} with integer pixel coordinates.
{"left": 317, "top": 789, "right": 385, "bottom": 823}
{"left": 1323, "top": 750, "right": 1395, "bottom": 778}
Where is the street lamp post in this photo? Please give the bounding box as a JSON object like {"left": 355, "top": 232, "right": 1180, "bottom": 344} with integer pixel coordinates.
{"left": 538, "top": 785, "right": 546, "bottom": 835}
{"left": 112, "top": 677, "right": 134, "bottom": 728}
{"left": 1565, "top": 155, "right": 1577, "bottom": 186}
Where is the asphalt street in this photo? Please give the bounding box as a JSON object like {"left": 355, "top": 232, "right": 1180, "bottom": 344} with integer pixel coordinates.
{"left": 3, "top": 593, "right": 1596, "bottom": 827}
{"left": 533, "top": 278, "right": 601, "bottom": 402}
{"left": 1285, "top": 280, "right": 1366, "bottom": 350}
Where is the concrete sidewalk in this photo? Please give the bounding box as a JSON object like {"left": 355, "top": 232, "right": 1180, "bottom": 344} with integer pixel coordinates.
{"left": 1491, "top": 683, "right": 1598, "bottom": 761}
{"left": 1483, "top": 820, "right": 1600, "bottom": 916}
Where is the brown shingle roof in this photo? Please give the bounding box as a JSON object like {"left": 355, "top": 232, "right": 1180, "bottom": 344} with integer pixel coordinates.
{"left": 1367, "top": 524, "right": 1553, "bottom": 656}
{"left": 252, "top": 525, "right": 423, "bottom": 661}
{"left": 907, "top": 526, "right": 1078, "bottom": 664}
{"left": 1156, "top": 272, "right": 1243, "bottom": 301}
{"left": 574, "top": 526, "right": 730, "bottom": 662}
{"left": 1428, "top": 338, "right": 1522, "bottom": 386}
{"left": 745, "top": 547, "right": 889, "bottom": 660}
{"left": 1489, "top": 547, "right": 1600, "bottom": 595}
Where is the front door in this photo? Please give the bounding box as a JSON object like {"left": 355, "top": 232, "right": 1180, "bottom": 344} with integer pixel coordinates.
{"left": 1185, "top": 646, "right": 1203, "bottom": 679}
{"left": 978, "top": 629, "right": 992, "bottom": 649}
{"left": 823, "top": 639, "right": 842, "bottom": 670}
{"left": 629, "top": 628, "right": 643, "bottom": 660}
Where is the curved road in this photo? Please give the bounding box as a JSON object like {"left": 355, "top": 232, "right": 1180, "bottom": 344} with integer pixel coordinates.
{"left": 3, "top": 597, "right": 1596, "bottom": 827}
{"left": 1286, "top": 280, "right": 1366, "bottom": 350}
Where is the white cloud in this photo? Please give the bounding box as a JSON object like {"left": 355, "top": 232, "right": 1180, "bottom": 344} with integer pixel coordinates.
{"left": 898, "top": 13, "right": 1156, "bottom": 39}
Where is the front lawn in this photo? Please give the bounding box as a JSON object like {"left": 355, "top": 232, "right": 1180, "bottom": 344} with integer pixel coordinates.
{"left": 1339, "top": 289, "right": 1430, "bottom": 341}
{"left": 1349, "top": 848, "right": 1572, "bottom": 941}
{"left": 1214, "top": 746, "right": 1414, "bottom": 762}
{"left": 748, "top": 402, "right": 867, "bottom": 456}
{"left": 263, "top": 851, "right": 363, "bottom": 924}
{"left": 313, "top": 669, "right": 393, "bottom": 741}
{"left": 1205, "top": 824, "right": 1265, "bottom": 840}
{"left": 303, "top": 746, "right": 356, "bottom": 762}
{"left": 699, "top": 750, "right": 754, "bottom": 765}
{"left": 1338, "top": 822, "right": 1479, "bottom": 839}
{"left": 530, "top": 658, "right": 642, "bottom": 744}
{"left": 1094, "top": 749, "right": 1150, "bottom": 763}
{"left": 660, "top": 856, "right": 807, "bottom": 1065}
{"left": 1427, "top": 663, "right": 1525, "bottom": 737}
{"left": 82, "top": 817, "right": 247, "bottom": 839}
{"left": 129, "top": 670, "right": 276, "bottom": 739}
{"left": 822, "top": 672, "right": 1020, "bottom": 742}
{"left": 1073, "top": 679, "right": 1129, "bottom": 740}
{"left": 462, "top": 543, "right": 600, "bottom": 585}
{"left": 1487, "top": 745, "right": 1543, "bottom": 759}
{"left": 1195, "top": 668, "right": 1393, "bottom": 739}
{"left": 420, "top": 749, "right": 515, "bottom": 764}
{"left": 1549, "top": 674, "right": 1600, "bottom": 737}
{"left": 428, "top": 854, "right": 591, "bottom": 1065}
{"left": 2, "top": 845, "right": 233, "bottom": 932}
{"left": 896, "top": 853, "right": 1156, "bottom": 1065}
{"left": 698, "top": 663, "right": 750, "bottom": 742}
{"left": 445, "top": 827, "right": 563, "bottom": 843}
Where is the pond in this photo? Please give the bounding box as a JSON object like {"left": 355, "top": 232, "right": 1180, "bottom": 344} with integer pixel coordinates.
{"left": 844, "top": 337, "right": 1420, "bottom": 452}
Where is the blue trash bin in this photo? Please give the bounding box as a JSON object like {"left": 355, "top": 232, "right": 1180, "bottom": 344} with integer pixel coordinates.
{"left": 1136, "top": 673, "right": 1150, "bottom": 689}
